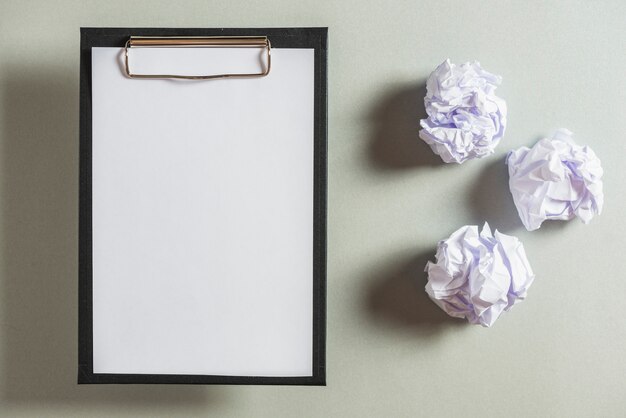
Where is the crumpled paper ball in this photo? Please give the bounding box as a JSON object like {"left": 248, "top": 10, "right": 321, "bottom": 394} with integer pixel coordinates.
{"left": 507, "top": 129, "right": 604, "bottom": 231}
{"left": 425, "top": 223, "right": 534, "bottom": 327}
{"left": 419, "top": 59, "right": 507, "bottom": 164}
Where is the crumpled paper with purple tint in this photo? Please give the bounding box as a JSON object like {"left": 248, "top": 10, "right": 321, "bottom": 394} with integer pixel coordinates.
{"left": 507, "top": 129, "right": 604, "bottom": 231}
{"left": 425, "top": 223, "right": 534, "bottom": 327}
{"left": 419, "top": 59, "right": 507, "bottom": 164}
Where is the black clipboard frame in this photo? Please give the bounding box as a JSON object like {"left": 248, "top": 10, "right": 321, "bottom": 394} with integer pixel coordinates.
{"left": 78, "top": 27, "right": 327, "bottom": 385}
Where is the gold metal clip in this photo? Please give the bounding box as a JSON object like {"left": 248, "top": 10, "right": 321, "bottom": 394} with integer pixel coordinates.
{"left": 123, "top": 36, "right": 272, "bottom": 80}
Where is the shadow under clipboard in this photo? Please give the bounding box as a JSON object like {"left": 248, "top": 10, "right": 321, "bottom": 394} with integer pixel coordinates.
{"left": 0, "top": 66, "right": 224, "bottom": 408}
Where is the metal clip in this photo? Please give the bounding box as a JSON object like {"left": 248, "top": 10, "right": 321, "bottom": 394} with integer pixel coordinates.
{"left": 124, "top": 36, "right": 271, "bottom": 80}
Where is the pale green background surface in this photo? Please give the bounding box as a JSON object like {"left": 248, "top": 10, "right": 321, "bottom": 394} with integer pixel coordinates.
{"left": 0, "top": 1, "right": 625, "bottom": 417}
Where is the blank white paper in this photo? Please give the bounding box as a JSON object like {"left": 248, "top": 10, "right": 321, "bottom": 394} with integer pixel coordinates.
{"left": 91, "top": 47, "right": 314, "bottom": 376}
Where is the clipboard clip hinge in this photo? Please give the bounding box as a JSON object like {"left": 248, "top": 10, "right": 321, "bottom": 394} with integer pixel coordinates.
{"left": 123, "top": 36, "right": 272, "bottom": 80}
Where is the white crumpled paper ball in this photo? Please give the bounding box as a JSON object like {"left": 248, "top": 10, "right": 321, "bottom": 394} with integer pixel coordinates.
{"left": 425, "top": 223, "right": 535, "bottom": 327}
{"left": 419, "top": 59, "right": 507, "bottom": 164}
{"left": 507, "top": 129, "right": 604, "bottom": 231}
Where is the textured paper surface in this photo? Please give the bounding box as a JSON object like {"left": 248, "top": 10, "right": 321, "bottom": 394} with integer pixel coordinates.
{"left": 425, "top": 223, "right": 534, "bottom": 327}
{"left": 507, "top": 129, "right": 604, "bottom": 231}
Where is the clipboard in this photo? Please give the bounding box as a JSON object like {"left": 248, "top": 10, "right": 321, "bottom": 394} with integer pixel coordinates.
{"left": 78, "top": 27, "right": 327, "bottom": 385}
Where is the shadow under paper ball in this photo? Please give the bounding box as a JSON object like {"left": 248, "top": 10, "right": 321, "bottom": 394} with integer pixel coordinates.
{"left": 366, "top": 250, "right": 465, "bottom": 332}
{"left": 368, "top": 82, "right": 444, "bottom": 169}
{"left": 534, "top": 217, "right": 572, "bottom": 233}
{"left": 466, "top": 157, "right": 523, "bottom": 233}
